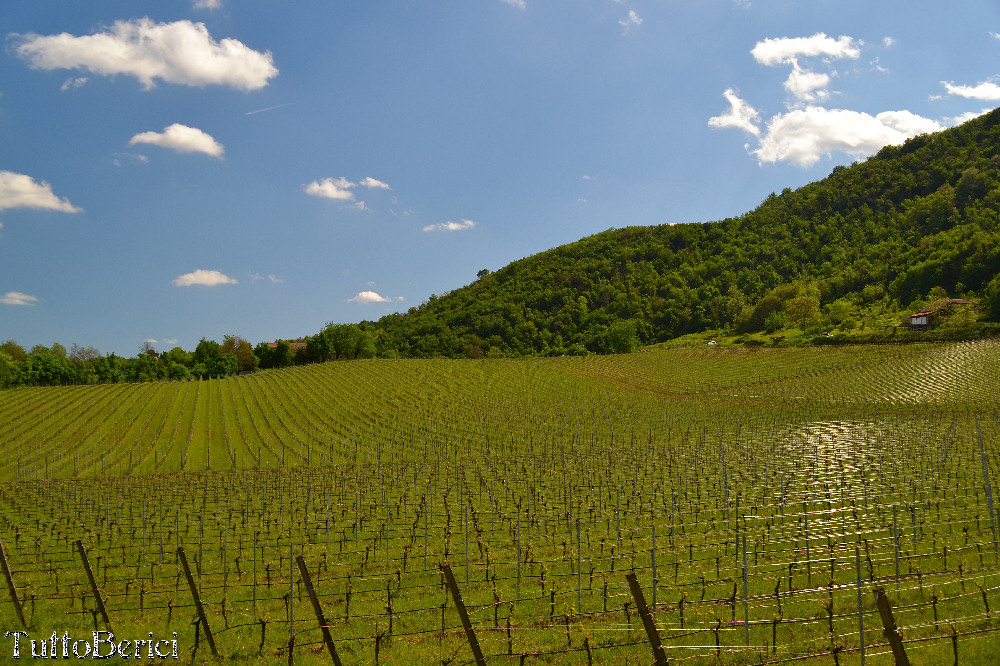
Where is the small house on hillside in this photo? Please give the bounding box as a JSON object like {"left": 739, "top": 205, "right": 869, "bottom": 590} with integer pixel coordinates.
{"left": 267, "top": 341, "right": 308, "bottom": 351}
{"left": 907, "top": 299, "right": 972, "bottom": 331}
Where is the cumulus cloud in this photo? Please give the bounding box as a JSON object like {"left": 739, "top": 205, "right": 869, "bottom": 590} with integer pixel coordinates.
{"left": 0, "top": 171, "right": 82, "bottom": 213}
{"left": 751, "top": 33, "right": 861, "bottom": 66}
{"left": 360, "top": 177, "right": 391, "bottom": 190}
{"left": 942, "top": 80, "right": 1000, "bottom": 101}
{"left": 129, "top": 123, "right": 224, "bottom": 158}
{"left": 422, "top": 219, "right": 477, "bottom": 232}
{"left": 784, "top": 64, "right": 831, "bottom": 102}
{"left": 348, "top": 290, "right": 391, "bottom": 303}
{"left": 305, "top": 176, "right": 391, "bottom": 205}
{"left": 305, "top": 177, "right": 356, "bottom": 201}
{"left": 12, "top": 18, "right": 277, "bottom": 91}
{"left": 173, "top": 269, "right": 238, "bottom": 287}
{"left": 753, "top": 107, "right": 942, "bottom": 167}
{"left": 750, "top": 33, "right": 861, "bottom": 104}
{"left": 708, "top": 89, "right": 761, "bottom": 136}
{"left": 1, "top": 291, "right": 38, "bottom": 306}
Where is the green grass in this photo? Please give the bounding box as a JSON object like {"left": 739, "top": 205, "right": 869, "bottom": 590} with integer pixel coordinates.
{"left": 0, "top": 342, "right": 999, "bottom": 663}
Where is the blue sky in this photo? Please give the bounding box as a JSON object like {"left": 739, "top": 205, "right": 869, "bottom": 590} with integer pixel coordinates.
{"left": 2, "top": 0, "right": 998, "bottom": 355}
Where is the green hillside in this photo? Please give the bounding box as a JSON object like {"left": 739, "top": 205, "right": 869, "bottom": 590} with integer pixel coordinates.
{"left": 362, "top": 109, "right": 1000, "bottom": 357}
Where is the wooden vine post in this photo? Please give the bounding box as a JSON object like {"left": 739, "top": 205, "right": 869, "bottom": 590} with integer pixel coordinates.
{"left": 440, "top": 563, "right": 486, "bottom": 666}
{"left": 0, "top": 539, "right": 26, "bottom": 629}
{"left": 177, "top": 546, "right": 218, "bottom": 658}
{"left": 76, "top": 540, "right": 111, "bottom": 629}
{"left": 626, "top": 572, "right": 668, "bottom": 666}
{"left": 296, "top": 555, "right": 344, "bottom": 666}
{"left": 873, "top": 587, "right": 910, "bottom": 666}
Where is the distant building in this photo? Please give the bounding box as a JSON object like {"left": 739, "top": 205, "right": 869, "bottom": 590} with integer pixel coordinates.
{"left": 907, "top": 299, "right": 972, "bottom": 331}
{"left": 267, "top": 341, "right": 308, "bottom": 351}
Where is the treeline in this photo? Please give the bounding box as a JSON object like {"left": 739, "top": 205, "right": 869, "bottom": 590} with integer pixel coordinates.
{"left": 0, "top": 323, "right": 375, "bottom": 389}
{"left": 5, "top": 110, "right": 1000, "bottom": 378}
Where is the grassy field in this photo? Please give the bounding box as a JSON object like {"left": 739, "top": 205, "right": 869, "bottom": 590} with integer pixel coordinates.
{"left": 0, "top": 340, "right": 999, "bottom": 663}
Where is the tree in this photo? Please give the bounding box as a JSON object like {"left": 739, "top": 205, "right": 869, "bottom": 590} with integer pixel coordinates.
{"left": 0, "top": 341, "right": 26, "bottom": 364}
{"left": 209, "top": 352, "right": 238, "bottom": 378}
{"left": 220, "top": 335, "right": 258, "bottom": 373}
{"left": 602, "top": 320, "right": 639, "bottom": 354}
{"left": 273, "top": 340, "right": 292, "bottom": 368}
{"left": 194, "top": 338, "right": 221, "bottom": 365}
{"left": 784, "top": 295, "right": 822, "bottom": 330}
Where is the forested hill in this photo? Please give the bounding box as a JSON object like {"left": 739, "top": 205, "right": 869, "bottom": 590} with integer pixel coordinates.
{"left": 360, "top": 107, "right": 1000, "bottom": 357}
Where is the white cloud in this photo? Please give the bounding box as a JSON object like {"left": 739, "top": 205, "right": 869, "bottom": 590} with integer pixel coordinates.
{"left": 1, "top": 291, "right": 38, "bottom": 306}
{"left": 501, "top": 0, "right": 526, "bottom": 9}
{"left": 112, "top": 152, "right": 150, "bottom": 167}
{"left": 991, "top": 32, "right": 1000, "bottom": 41}
{"left": 129, "top": 123, "right": 224, "bottom": 158}
{"left": 619, "top": 9, "right": 643, "bottom": 32}
{"left": 751, "top": 33, "right": 861, "bottom": 66}
{"left": 883, "top": 37, "right": 895, "bottom": 48}
{"left": 162, "top": 338, "right": 178, "bottom": 345}
{"left": 348, "top": 290, "right": 391, "bottom": 303}
{"left": 0, "top": 171, "right": 82, "bottom": 213}
{"left": 422, "top": 219, "right": 477, "bottom": 232}
{"left": 945, "top": 108, "right": 993, "bottom": 126}
{"left": 708, "top": 89, "right": 761, "bottom": 136}
{"left": 144, "top": 338, "right": 158, "bottom": 345}
{"left": 753, "top": 107, "right": 942, "bottom": 167}
{"left": 12, "top": 18, "right": 277, "bottom": 91}
{"left": 305, "top": 176, "right": 392, "bottom": 206}
{"left": 60, "top": 76, "right": 88, "bottom": 91}
{"left": 193, "top": 0, "right": 222, "bottom": 9}
{"left": 305, "top": 177, "right": 356, "bottom": 201}
{"left": 360, "top": 177, "right": 391, "bottom": 190}
{"left": 173, "top": 269, "right": 238, "bottom": 287}
{"left": 942, "top": 80, "right": 1000, "bottom": 101}
{"left": 784, "top": 64, "right": 831, "bottom": 102}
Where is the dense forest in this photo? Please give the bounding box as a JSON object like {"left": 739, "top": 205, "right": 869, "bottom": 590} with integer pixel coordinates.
{"left": 3, "top": 108, "right": 1000, "bottom": 386}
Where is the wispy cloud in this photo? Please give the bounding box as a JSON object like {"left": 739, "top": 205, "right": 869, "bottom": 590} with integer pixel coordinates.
{"left": 130, "top": 124, "right": 224, "bottom": 158}
{"left": 249, "top": 272, "right": 284, "bottom": 283}
{"left": 1, "top": 291, "right": 38, "bottom": 306}
{"left": 60, "top": 76, "right": 88, "bottom": 91}
{"left": 0, "top": 171, "right": 82, "bottom": 213}
{"left": 245, "top": 102, "right": 294, "bottom": 116}
{"left": 173, "top": 269, "right": 238, "bottom": 287}
{"left": 501, "top": 0, "right": 526, "bottom": 9}
{"left": 619, "top": 9, "right": 643, "bottom": 33}
{"left": 193, "top": 0, "right": 222, "bottom": 9}
{"left": 423, "top": 219, "right": 477, "bottom": 232}
{"left": 12, "top": 18, "right": 277, "bottom": 91}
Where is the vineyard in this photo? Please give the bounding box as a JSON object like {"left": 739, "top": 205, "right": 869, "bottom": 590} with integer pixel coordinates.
{"left": 0, "top": 340, "right": 999, "bottom": 663}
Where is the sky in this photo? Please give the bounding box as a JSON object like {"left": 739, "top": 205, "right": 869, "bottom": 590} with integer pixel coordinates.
{"left": 2, "top": 0, "right": 998, "bottom": 356}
